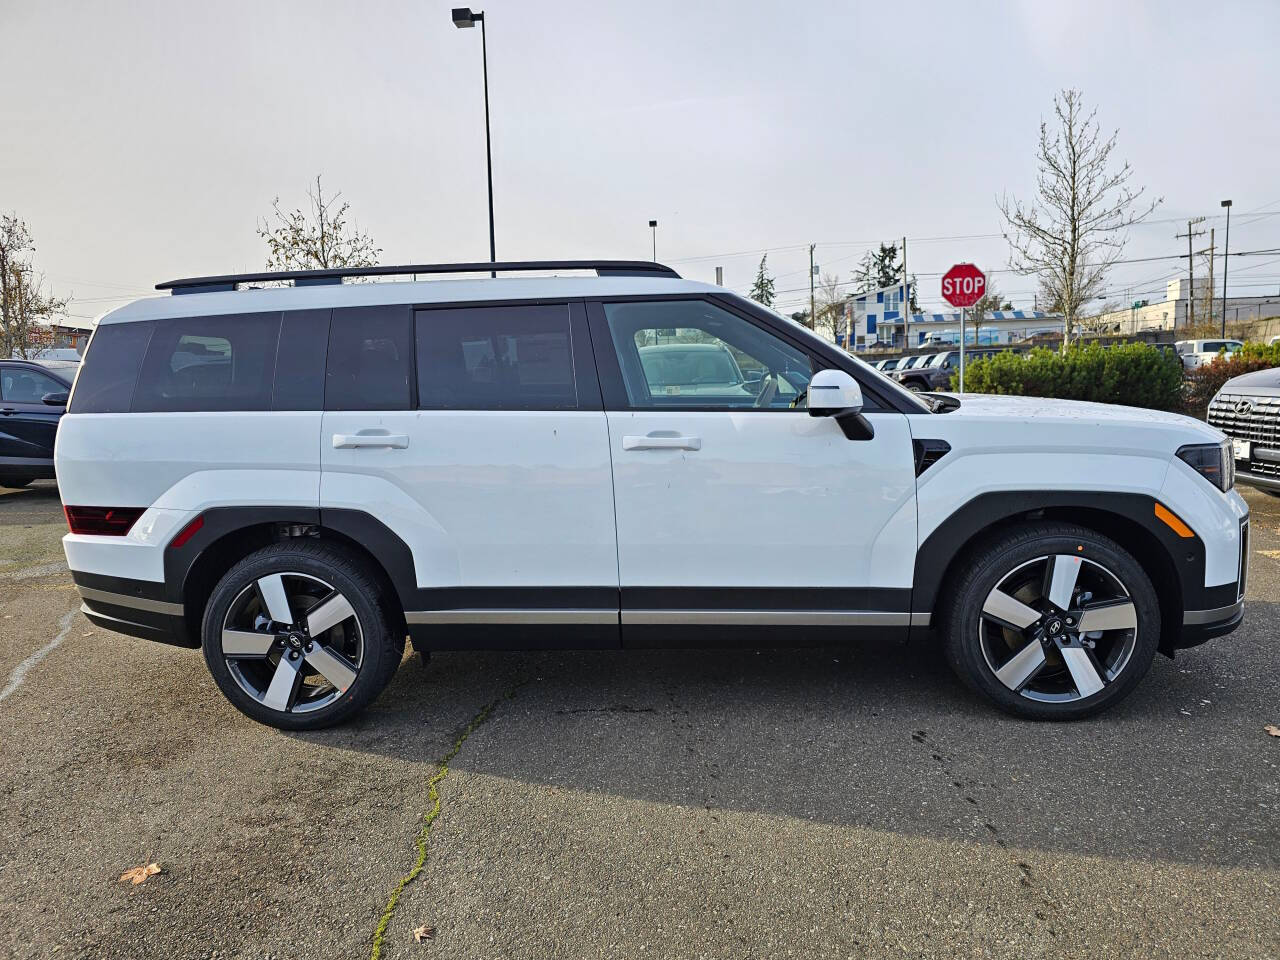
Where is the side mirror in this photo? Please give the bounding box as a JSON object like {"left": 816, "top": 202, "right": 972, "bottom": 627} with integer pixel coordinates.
{"left": 807, "top": 369, "right": 863, "bottom": 414}
{"left": 42, "top": 392, "right": 69, "bottom": 407}
{"left": 807, "top": 369, "right": 873, "bottom": 441}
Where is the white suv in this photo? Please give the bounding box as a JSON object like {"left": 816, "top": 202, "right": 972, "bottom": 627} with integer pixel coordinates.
{"left": 56, "top": 261, "right": 1250, "bottom": 729}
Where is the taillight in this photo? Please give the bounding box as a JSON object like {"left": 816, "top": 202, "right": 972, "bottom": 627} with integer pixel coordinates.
{"left": 64, "top": 505, "right": 145, "bottom": 536}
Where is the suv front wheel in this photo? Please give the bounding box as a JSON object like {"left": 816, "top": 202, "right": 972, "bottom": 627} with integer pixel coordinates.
{"left": 940, "top": 523, "right": 1160, "bottom": 720}
{"left": 201, "top": 541, "right": 404, "bottom": 729}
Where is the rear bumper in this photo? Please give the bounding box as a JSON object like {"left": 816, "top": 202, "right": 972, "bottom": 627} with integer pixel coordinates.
{"left": 73, "top": 571, "right": 196, "bottom": 648}
{"left": 1177, "top": 600, "right": 1245, "bottom": 648}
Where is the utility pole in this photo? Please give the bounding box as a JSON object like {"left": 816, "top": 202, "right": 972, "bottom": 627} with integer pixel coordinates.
{"left": 809, "top": 243, "right": 817, "bottom": 331}
{"left": 901, "top": 235, "right": 909, "bottom": 349}
{"left": 1220, "top": 199, "right": 1233, "bottom": 338}
{"left": 1206, "top": 229, "right": 1215, "bottom": 329}
{"left": 1176, "top": 217, "right": 1205, "bottom": 328}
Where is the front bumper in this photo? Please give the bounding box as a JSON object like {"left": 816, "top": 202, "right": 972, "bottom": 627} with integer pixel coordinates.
{"left": 1236, "top": 468, "right": 1280, "bottom": 493}
{"left": 1178, "top": 599, "right": 1245, "bottom": 648}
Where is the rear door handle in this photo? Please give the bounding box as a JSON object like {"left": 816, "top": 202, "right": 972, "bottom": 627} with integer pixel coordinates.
{"left": 332, "top": 432, "right": 409, "bottom": 449}
{"left": 622, "top": 434, "right": 702, "bottom": 451}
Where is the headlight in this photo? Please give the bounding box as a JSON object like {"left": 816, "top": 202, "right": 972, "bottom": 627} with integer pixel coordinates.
{"left": 1176, "top": 440, "right": 1234, "bottom": 493}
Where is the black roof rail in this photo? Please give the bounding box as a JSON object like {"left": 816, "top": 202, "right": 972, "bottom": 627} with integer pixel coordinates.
{"left": 156, "top": 260, "right": 681, "bottom": 294}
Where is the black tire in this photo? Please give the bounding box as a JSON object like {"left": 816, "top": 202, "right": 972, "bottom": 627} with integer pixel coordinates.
{"left": 201, "top": 540, "right": 404, "bottom": 730}
{"left": 0, "top": 477, "right": 33, "bottom": 488}
{"left": 939, "top": 522, "right": 1160, "bottom": 720}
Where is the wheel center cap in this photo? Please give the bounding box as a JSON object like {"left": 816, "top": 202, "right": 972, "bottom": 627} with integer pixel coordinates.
{"left": 285, "top": 631, "right": 306, "bottom": 650}
{"left": 1044, "top": 617, "right": 1065, "bottom": 637}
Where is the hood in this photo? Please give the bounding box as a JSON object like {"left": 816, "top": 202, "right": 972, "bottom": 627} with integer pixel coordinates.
{"left": 940, "top": 392, "right": 1222, "bottom": 443}
{"left": 1221, "top": 366, "right": 1280, "bottom": 392}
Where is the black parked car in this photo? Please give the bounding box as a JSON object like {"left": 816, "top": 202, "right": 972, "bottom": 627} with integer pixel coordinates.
{"left": 0, "top": 359, "right": 74, "bottom": 488}
{"left": 895, "top": 349, "right": 1002, "bottom": 392}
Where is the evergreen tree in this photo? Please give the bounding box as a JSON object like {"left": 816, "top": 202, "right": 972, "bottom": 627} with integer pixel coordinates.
{"left": 853, "top": 242, "right": 901, "bottom": 293}
{"left": 749, "top": 254, "right": 776, "bottom": 307}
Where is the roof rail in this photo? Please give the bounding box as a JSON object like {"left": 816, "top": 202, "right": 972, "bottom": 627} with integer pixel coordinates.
{"left": 156, "top": 260, "right": 681, "bottom": 294}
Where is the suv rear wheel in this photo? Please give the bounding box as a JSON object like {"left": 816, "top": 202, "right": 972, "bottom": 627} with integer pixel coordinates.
{"left": 201, "top": 541, "right": 404, "bottom": 730}
{"left": 940, "top": 523, "right": 1160, "bottom": 720}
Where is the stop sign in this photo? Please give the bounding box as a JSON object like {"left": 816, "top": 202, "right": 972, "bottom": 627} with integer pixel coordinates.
{"left": 941, "top": 263, "right": 987, "bottom": 308}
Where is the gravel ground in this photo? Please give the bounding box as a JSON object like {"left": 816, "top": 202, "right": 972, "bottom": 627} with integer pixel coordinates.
{"left": 0, "top": 479, "right": 1277, "bottom": 959}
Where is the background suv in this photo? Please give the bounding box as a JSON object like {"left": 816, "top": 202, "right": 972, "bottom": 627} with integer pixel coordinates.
{"left": 1209, "top": 366, "right": 1280, "bottom": 496}
{"left": 56, "top": 260, "right": 1249, "bottom": 729}
{"left": 894, "top": 349, "right": 1001, "bottom": 392}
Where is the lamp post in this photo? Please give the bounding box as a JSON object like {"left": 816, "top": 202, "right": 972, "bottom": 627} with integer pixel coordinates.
{"left": 1219, "top": 199, "right": 1232, "bottom": 337}
{"left": 648, "top": 220, "right": 658, "bottom": 261}
{"left": 452, "top": 8, "right": 496, "bottom": 277}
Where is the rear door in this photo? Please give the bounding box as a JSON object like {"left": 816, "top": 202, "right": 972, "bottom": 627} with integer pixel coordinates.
{"left": 319, "top": 301, "right": 619, "bottom": 643}
{"left": 0, "top": 363, "right": 68, "bottom": 464}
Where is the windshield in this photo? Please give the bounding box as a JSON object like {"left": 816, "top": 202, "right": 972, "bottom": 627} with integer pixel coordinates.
{"left": 926, "top": 353, "right": 949, "bottom": 368}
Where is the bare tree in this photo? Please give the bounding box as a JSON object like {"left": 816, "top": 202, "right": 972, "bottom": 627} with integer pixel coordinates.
{"left": 814, "top": 273, "right": 847, "bottom": 344}
{"left": 257, "top": 175, "right": 381, "bottom": 271}
{"left": 968, "top": 281, "right": 1006, "bottom": 327}
{"left": 0, "top": 213, "right": 69, "bottom": 359}
{"left": 999, "top": 89, "right": 1159, "bottom": 348}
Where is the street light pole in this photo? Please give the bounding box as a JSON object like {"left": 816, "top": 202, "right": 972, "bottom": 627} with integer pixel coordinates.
{"left": 1219, "top": 199, "right": 1232, "bottom": 338}
{"left": 452, "top": 8, "right": 496, "bottom": 276}
{"left": 648, "top": 220, "right": 658, "bottom": 261}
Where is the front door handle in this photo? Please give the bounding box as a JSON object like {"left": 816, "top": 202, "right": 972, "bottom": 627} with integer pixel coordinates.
{"left": 332, "top": 432, "right": 410, "bottom": 449}
{"left": 622, "top": 434, "right": 702, "bottom": 451}
{"left": 0, "top": 408, "right": 16, "bottom": 415}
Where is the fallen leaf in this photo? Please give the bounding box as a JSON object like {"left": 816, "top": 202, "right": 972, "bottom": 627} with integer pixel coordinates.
{"left": 413, "top": 924, "right": 436, "bottom": 943}
{"left": 119, "top": 863, "right": 162, "bottom": 885}
{"left": 1266, "top": 725, "right": 1280, "bottom": 738}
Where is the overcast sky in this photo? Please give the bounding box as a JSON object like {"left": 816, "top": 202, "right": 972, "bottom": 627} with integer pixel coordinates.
{"left": 4, "top": 0, "right": 1279, "bottom": 321}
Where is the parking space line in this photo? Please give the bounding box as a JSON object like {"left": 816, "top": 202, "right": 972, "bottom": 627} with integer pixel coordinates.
{"left": 0, "top": 608, "right": 78, "bottom": 705}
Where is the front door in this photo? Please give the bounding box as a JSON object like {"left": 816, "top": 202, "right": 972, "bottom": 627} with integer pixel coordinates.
{"left": 0, "top": 363, "right": 66, "bottom": 466}
{"left": 587, "top": 297, "right": 918, "bottom": 643}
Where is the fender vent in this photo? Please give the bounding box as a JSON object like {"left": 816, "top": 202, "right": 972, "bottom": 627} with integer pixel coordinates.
{"left": 912, "top": 439, "right": 951, "bottom": 476}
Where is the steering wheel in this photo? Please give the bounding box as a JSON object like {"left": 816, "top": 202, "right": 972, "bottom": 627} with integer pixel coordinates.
{"left": 753, "top": 372, "right": 778, "bottom": 408}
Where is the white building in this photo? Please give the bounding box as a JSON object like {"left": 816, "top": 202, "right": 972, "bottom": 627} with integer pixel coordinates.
{"left": 1088, "top": 278, "right": 1280, "bottom": 333}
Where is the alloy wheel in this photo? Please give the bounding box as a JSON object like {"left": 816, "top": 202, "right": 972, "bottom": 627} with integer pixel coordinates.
{"left": 220, "top": 572, "right": 364, "bottom": 715}
{"left": 978, "top": 554, "right": 1138, "bottom": 703}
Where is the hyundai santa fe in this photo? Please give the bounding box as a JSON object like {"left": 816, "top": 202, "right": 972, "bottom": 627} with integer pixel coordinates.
{"left": 55, "top": 260, "right": 1249, "bottom": 729}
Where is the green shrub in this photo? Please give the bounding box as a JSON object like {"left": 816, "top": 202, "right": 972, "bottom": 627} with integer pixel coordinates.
{"left": 953, "top": 342, "right": 1185, "bottom": 412}
{"left": 1183, "top": 342, "right": 1280, "bottom": 418}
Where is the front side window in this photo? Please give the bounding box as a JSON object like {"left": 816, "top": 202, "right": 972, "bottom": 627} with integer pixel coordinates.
{"left": 132, "top": 313, "right": 281, "bottom": 412}
{"left": 416, "top": 304, "right": 576, "bottom": 410}
{"left": 1, "top": 366, "right": 65, "bottom": 404}
{"left": 603, "top": 300, "right": 813, "bottom": 409}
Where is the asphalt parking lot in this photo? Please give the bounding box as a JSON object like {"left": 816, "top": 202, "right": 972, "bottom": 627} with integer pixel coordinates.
{"left": 1, "top": 482, "right": 1277, "bottom": 960}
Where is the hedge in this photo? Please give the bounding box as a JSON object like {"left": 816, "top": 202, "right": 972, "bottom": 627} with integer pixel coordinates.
{"left": 952, "top": 342, "right": 1185, "bottom": 412}
{"left": 1182, "top": 342, "right": 1280, "bottom": 418}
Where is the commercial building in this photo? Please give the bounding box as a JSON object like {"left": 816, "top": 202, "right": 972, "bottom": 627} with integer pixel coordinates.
{"left": 1087, "top": 278, "right": 1280, "bottom": 333}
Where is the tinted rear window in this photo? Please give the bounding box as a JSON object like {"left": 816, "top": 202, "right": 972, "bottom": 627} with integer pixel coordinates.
{"left": 415, "top": 304, "right": 577, "bottom": 410}
{"left": 68, "top": 321, "right": 154, "bottom": 414}
{"left": 326, "top": 306, "right": 412, "bottom": 410}
{"left": 132, "top": 313, "right": 282, "bottom": 413}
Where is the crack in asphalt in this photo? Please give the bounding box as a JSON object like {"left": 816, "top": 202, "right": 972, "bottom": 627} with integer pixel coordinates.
{"left": 368, "top": 682, "right": 524, "bottom": 960}
{"left": 912, "top": 727, "right": 1063, "bottom": 935}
